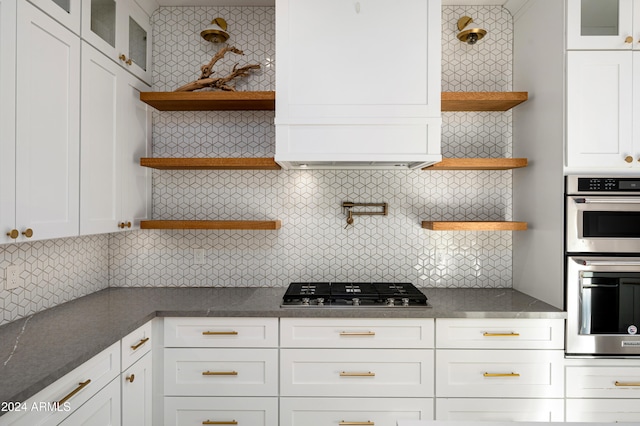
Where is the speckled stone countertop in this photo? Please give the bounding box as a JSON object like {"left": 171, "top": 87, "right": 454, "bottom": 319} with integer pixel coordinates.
{"left": 0, "top": 286, "right": 564, "bottom": 409}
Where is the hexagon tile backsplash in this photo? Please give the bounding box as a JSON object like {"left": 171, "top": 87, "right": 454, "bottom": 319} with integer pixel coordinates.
{"left": 0, "top": 5, "right": 516, "bottom": 325}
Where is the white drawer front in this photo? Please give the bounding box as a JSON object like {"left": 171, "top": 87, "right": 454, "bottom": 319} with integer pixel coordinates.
{"left": 435, "top": 350, "right": 564, "bottom": 398}
{"left": 164, "top": 348, "right": 278, "bottom": 396}
{"left": 164, "top": 317, "right": 278, "bottom": 348}
{"left": 567, "top": 366, "right": 640, "bottom": 397}
{"left": 121, "top": 320, "right": 152, "bottom": 370}
{"left": 435, "top": 318, "right": 564, "bottom": 349}
{"left": 2, "top": 342, "right": 120, "bottom": 426}
{"left": 435, "top": 398, "right": 564, "bottom": 422}
{"left": 164, "top": 397, "right": 278, "bottom": 426}
{"left": 280, "top": 318, "right": 434, "bottom": 348}
{"left": 280, "top": 397, "right": 433, "bottom": 426}
{"left": 280, "top": 348, "right": 434, "bottom": 397}
{"left": 566, "top": 399, "right": 640, "bottom": 422}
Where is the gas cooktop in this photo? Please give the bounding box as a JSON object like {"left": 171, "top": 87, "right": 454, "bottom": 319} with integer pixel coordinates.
{"left": 281, "top": 282, "right": 430, "bottom": 308}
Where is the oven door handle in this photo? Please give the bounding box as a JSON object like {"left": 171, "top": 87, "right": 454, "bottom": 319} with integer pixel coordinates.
{"left": 582, "top": 284, "right": 619, "bottom": 288}
{"left": 575, "top": 197, "right": 640, "bottom": 204}
{"left": 578, "top": 259, "right": 640, "bottom": 267}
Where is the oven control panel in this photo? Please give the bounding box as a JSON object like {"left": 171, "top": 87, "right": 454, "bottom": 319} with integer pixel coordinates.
{"left": 568, "top": 176, "right": 640, "bottom": 194}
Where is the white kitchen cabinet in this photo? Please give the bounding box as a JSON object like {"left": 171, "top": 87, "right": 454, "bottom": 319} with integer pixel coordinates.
{"left": 275, "top": 0, "right": 441, "bottom": 168}
{"left": 27, "top": 0, "right": 80, "bottom": 35}
{"left": 280, "top": 397, "right": 433, "bottom": 426}
{"left": 566, "top": 50, "right": 640, "bottom": 170}
{"left": 81, "top": 0, "right": 152, "bottom": 84}
{"left": 5, "top": 0, "right": 80, "bottom": 243}
{"left": 164, "top": 317, "right": 279, "bottom": 348}
{"left": 567, "top": 0, "right": 640, "bottom": 50}
{"left": 566, "top": 399, "right": 640, "bottom": 422}
{"left": 435, "top": 398, "right": 564, "bottom": 422}
{"left": 122, "top": 352, "right": 152, "bottom": 426}
{"left": 58, "top": 378, "right": 121, "bottom": 426}
{"left": 164, "top": 397, "right": 278, "bottom": 426}
{"left": 0, "top": 342, "right": 120, "bottom": 425}
{"left": 80, "top": 41, "right": 150, "bottom": 235}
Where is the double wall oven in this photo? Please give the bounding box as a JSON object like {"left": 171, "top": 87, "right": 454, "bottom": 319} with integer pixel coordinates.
{"left": 566, "top": 176, "right": 640, "bottom": 356}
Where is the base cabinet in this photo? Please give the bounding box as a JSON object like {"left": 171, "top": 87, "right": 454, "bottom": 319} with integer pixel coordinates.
{"left": 122, "top": 352, "right": 152, "bottom": 426}
{"left": 58, "top": 378, "right": 121, "bottom": 426}
{"left": 435, "top": 398, "right": 564, "bottom": 422}
{"left": 164, "top": 397, "right": 278, "bottom": 426}
{"left": 280, "top": 398, "right": 433, "bottom": 426}
{"left": 566, "top": 399, "right": 640, "bottom": 422}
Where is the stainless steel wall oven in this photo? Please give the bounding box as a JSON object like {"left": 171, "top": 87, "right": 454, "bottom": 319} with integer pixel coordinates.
{"left": 566, "top": 176, "right": 640, "bottom": 356}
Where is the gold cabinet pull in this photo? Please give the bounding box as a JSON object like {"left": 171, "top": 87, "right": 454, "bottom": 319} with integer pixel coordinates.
{"left": 626, "top": 155, "right": 634, "bottom": 163}
{"left": 131, "top": 337, "right": 149, "bottom": 350}
{"left": 625, "top": 36, "right": 634, "bottom": 43}
{"left": 22, "top": 228, "right": 33, "bottom": 238}
{"left": 202, "top": 331, "right": 238, "bottom": 335}
{"left": 615, "top": 381, "right": 640, "bottom": 386}
{"left": 118, "top": 221, "right": 132, "bottom": 229}
{"left": 340, "top": 371, "right": 375, "bottom": 377}
{"left": 57, "top": 379, "right": 91, "bottom": 405}
{"left": 203, "top": 421, "right": 238, "bottom": 425}
{"left": 126, "top": 374, "right": 135, "bottom": 383}
{"left": 6, "top": 229, "right": 18, "bottom": 239}
{"left": 483, "top": 372, "right": 520, "bottom": 377}
{"left": 483, "top": 332, "right": 520, "bottom": 337}
{"left": 202, "top": 370, "right": 238, "bottom": 376}
{"left": 339, "top": 331, "right": 376, "bottom": 336}
{"left": 339, "top": 422, "right": 375, "bottom": 425}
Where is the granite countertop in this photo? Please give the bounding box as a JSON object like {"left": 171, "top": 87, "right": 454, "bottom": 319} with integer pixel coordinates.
{"left": 0, "top": 286, "right": 564, "bottom": 409}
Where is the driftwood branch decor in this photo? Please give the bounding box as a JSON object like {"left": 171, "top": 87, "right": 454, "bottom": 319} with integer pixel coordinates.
{"left": 174, "top": 46, "right": 261, "bottom": 92}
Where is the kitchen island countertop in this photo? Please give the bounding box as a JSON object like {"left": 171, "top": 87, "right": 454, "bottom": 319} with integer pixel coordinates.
{"left": 0, "top": 286, "right": 564, "bottom": 409}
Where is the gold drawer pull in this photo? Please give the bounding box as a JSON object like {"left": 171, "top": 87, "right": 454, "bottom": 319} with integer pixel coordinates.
{"left": 57, "top": 379, "right": 91, "bottom": 405}
{"left": 339, "top": 422, "right": 375, "bottom": 425}
{"left": 6, "top": 229, "right": 18, "bottom": 239}
{"left": 202, "top": 331, "right": 239, "bottom": 335}
{"left": 203, "top": 421, "right": 238, "bottom": 425}
{"left": 484, "top": 372, "right": 520, "bottom": 377}
{"left": 203, "top": 370, "right": 238, "bottom": 376}
{"left": 615, "top": 381, "right": 640, "bottom": 387}
{"left": 126, "top": 374, "right": 135, "bottom": 383}
{"left": 339, "top": 331, "right": 376, "bottom": 336}
{"left": 483, "top": 332, "right": 520, "bottom": 337}
{"left": 340, "top": 371, "right": 375, "bottom": 377}
{"left": 131, "top": 337, "right": 149, "bottom": 350}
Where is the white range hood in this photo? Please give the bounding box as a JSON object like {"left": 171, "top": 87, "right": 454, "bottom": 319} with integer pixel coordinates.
{"left": 274, "top": 0, "right": 442, "bottom": 170}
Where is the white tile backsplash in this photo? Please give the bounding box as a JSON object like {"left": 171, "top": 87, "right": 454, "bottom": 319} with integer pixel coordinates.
{"left": 1, "top": 5, "right": 516, "bottom": 325}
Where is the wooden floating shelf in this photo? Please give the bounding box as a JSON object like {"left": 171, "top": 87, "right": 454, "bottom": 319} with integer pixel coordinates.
{"left": 140, "top": 157, "right": 281, "bottom": 170}
{"left": 140, "top": 220, "right": 282, "bottom": 230}
{"left": 139, "top": 91, "right": 275, "bottom": 111}
{"left": 421, "top": 221, "right": 528, "bottom": 231}
{"left": 424, "top": 158, "right": 528, "bottom": 170}
{"left": 442, "top": 92, "right": 528, "bottom": 111}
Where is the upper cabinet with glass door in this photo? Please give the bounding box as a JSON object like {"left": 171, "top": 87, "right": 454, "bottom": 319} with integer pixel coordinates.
{"left": 567, "top": 0, "right": 640, "bottom": 49}
{"left": 81, "top": 0, "right": 152, "bottom": 84}
{"left": 28, "top": 0, "right": 80, "bottom": 34}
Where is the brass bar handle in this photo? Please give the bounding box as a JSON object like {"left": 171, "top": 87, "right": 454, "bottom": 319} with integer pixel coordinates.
{"left": 6, "top": 229, "right": 18, "bottom": 239}
{"left": 57, "top": 379, "right": 91, "bottom": 405}
{"left": 615, "top": 381, "right": 640, "bottom": 387}
{"left": 202, "top": 331, "right": 239, "bottom": 335}
{"left": 202, "top": 421, "right": 238, "bottom": 425}
{"left": 126, "top": 374, "right": 135, "bottom": 383}
{"left": 131, "top": 337, "right": 149, "bottom": 350}
{"left": 483, "top": 372, "right": 520, "bottom": 377}
{"left": 339, "top": 331, "right": 376, "bottom": 336}
{"left": 483, "top": 332, "right": 520, "bottom": 337}
{"left": 339, "top": 422, "right": 375, "bottom": 425}
{"left": 340, "top": 371, "right": 375, "bottom": 377}
{"left": 202, "top": 371, "right": 238, "bottom": 376}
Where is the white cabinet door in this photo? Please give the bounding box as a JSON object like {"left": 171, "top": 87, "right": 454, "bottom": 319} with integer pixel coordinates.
{"left": 15, "top": 1, "right": 80, "bottom": 242}
{"left": 567, "top": 399, "right": 640, "bottom": 422}
{"left": 435, "top": 398, "right": 564, "bottom": 422}
{"left": 280, "top": 397, "right": 433, "bottom": 426}
{"left": 0, "top": 0, "right": 16, "bottom": 244}
{"left": 27, "top": 0, "right": 80, "bottom": 35}
{"left": 119, "top": 1, "right": 151, "bottom": 84}
{"left": 80, "top": 42, "right": 150, "bottom": 235}
{"left": 164, "top": 317, "right": 279, "bottom": 348}
{"left": 566, "top": 50, "right": 635, "bottom": 169}
{"left": 567, "top": 365, "right": 640, "bottom": 398}
{"left": 122, "top": 352, "right": 152, "bottom": 426}
{"left": 59, "top": 378, "right": 121, "bottom": 426}
{"left": 567, "top": 0, "right": 635, "bottom": 50}
{"left": 164, "top": 397, "right": 279, "bottom": 426}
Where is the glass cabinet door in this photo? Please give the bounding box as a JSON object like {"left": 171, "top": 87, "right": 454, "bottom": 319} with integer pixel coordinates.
{"left": 567, "top": 0, "right": 635, "bottom": 49}
{"left": 121, "top": 1, "right": 151, "bottom": 84}
{"left": 90, "top": 0, "right": 116, "bottom": 48}
{"left": 29, "top": 0, "right": 81, "bottom": 34}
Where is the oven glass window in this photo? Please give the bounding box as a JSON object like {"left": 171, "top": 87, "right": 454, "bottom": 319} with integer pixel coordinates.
{"left": 583, "top": 211, "right": 640, "bottom": 238}
{"left": 581, "top": 272, "right": 640, "bottom": 334}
